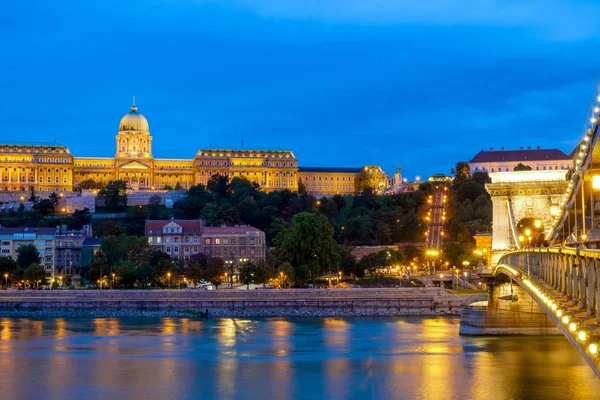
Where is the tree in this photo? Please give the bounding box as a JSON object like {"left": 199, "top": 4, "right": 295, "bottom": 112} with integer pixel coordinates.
{"left": 16, "top": 244, "right": 41, "bottom": 270}
{"left": 186, "top": 263, "right": 204, "bottom": 286}
{"left": 114, "top": 260, "right": 137, "bottom": 287}
{"left": 23, "top": 263, "right": 46, "bottom": 283}
{"left": 49, "top": 192, "right": 60, "bottom": 208}
{"left": 238, "top": 262, "right": 255, "bottom": 289}
{"left": 277, "top": 262, "right": 294, "bottom": 287}
{"left": 72, "top": 208, "right": 92, "bottom": 228}
{"left": 98, "top": 180, "right": 128, "bottom": 212}
{"left": 354, "top": 170, "right": 374, "bottom": 195}
{"left": 207, "top": 174, "right": 230, "bottom": 198}
{"left": 297, "top": 179, "right": 307, "bottom": 194}
{"left": 174, "top": 182, "right": 183, "bottom": 191}
{"left": 33, "top": 199, "right": 54, "bottom": 215}
{"left": 514, "top": 163, "right": 532, "bottom": 171}
{"left": 204, "top": 257, "right": 225, "bottom": 288}
{"left": 250, "top": 261, "right": 271, "bottom": 288}
{"left": 0, "top": 256, "right": 17, "bottom": 275}
{"left": 452, "top": 161, "right": 470, "bottom": 183}
{"left": 28, "top": 187, "right": 38, "bottom": 203}
{"left": 277, "top": 212, "right": 340, "bottom": 285}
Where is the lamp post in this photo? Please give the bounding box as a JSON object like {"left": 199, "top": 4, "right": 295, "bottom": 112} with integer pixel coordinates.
{"left": 167, "top": 272, "right": 171, "bottom": 289}
{"left": 463, "top": 271, "right": 468, "bottom": 290}
{"left": 461, "top": 261, "right": 470, "bottom": 290}
{"left": 112, "top": 273, "right": 115, "bottom": 290}
{"left": 4, "top": 273, "right": 7, "bottom": 290}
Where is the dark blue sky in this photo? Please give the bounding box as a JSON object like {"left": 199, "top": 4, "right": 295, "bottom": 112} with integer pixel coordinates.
{"left": 3, "top": 1, "right": 600, "bottom": 179}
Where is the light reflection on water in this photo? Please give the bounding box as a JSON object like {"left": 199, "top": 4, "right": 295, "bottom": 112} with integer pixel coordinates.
{"left": 0, "top": 317, "right": 598, "bottom": 400}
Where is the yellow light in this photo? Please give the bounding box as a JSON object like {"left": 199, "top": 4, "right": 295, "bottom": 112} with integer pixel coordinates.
{"left": 569, "top": 322, "right": 577, "bottom": 332}
{"left": 593, "top": 176, "right": 600, "bottom": 190}
{"left": 578, "top": 330, "right": 588, "bottom": 341}
{"left": 589, "top": 343, "right": 598, "bottom": 355}
{"left": 525, "top": 229, "right": 531, "bottom": 236}
{"left": 550, "top": 205, "right": 559, "bottom": 216}
{"left": 562, "top": 316, "right": 569, "bottom": 324}
{"left": 534, "top": 220, "right": 541, "bottom": 228}
{"left": 556, "top": 310, "right": 562, "bottom": 317}
{"left": 551, "top": 303, "right": 557, "bottom": 311}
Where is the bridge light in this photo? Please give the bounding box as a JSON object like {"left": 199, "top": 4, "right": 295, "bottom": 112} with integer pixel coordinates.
{"left": 562, "top": 316, "right": 570, "bottom": 324}
{"left": 592, "top": 117, "right": 597, "bottom": 124}
{"left": 550, "top": 205, "right": 559, "bottom": 216}
{"left": 551, "top": 303, "right": 557, "bottom": 311}
{"left": 556, "top": 310, "right": 563, "bottom": 318}
{"left": 534, "top": 219, "right": 541, "bottom": 228}
{"left": 593, "top": 176, "right": 600, "bottom": 190}
{"left": 569, "top": 322, "right": 578, "bottom": 332}
{"left": 578, "top": 330, "right": 588, "bottom": 342}
{"left": 584, "top": 136, "right": 590, "bottom": 141}
{"left": 589, "top": 343, "right": 598, "bottom": 355}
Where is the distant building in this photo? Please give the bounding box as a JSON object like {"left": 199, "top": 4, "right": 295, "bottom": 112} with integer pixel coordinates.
{"left": 54, "top": 224, "right": 94, "bottom": 281}
{"left": 469, "top": 147, "right": 572, "bottom": 175}
{"left": 144, "top": 219, "right": 266, "bottom": 264}
{"left": 0, "top": 227, "right": 56, "bottom": 276}
{"left": 0, "top": 102, "right": 388, "bottom": 196}
{"left": 298, "top": 166, "right": 387, "bottom": 196}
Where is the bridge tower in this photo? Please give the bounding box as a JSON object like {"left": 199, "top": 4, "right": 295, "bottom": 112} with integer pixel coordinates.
{"left": 486, "top": 170, "right": 569, "bottom": 264}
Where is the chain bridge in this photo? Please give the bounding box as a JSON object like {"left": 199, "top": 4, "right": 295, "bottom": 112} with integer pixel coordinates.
{"left": 463, "top": 82, "right": 600, "bottom": 377}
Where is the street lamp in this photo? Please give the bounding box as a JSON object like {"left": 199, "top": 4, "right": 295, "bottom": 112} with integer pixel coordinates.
{"left": 167, "top": 272, "right": 171, "bottom": 289}
{"left": 463, "top": 271, "right": 468, "bottom": 290}
{"left": 4, "top": 273, "right": 7, "bottom": 290}
{"left": 112, "top": 273, "right": 115, "bottom": 290}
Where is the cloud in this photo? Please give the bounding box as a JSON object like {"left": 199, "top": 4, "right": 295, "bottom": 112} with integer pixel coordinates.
{"left": 225, "top": 0, "right": 600, "bottom": 40}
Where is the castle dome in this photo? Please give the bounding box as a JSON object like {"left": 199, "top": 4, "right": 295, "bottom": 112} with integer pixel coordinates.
{"left": 119, "top": 102, "right": 149, "bottom": 132}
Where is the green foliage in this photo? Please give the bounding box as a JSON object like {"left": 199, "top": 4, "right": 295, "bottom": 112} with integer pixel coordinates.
{"left": 79, "top": 179, "right": 106, "bottom": 189}
{"left": 297, "top": 179, "right": 307, "bottom": 194}
{"left": 98, "top": 180, "right": 128, "bottom": 212}
{"left": 174, "top": 182, "right": 183, "bottom": 191}
{"left": 204, "top": 257, "right": 225, "bottom": 288}
{"left": 17, "top": 244, "right": 41, "bottom": 270}
{"left": 23, "top": 263, "right": 46, "bottom": 282}
{"left": 33, "top": 199, "right": 54, "bottom": 215}
{"left": 354, "top": 170, "right": 374, "bottom": 195}
{"left": 514, "top": 163, "right": 532, "bottom": 171}
{"left": 0, "top": 256, "right": 18, "bottom": 275}
{"left": 207, "top": 174, "right": 230, "bottom": 198}
{"left": 277, "top": 212, "right": 340, "bottom": 283}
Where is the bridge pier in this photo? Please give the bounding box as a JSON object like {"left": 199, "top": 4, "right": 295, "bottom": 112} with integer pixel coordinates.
{"left": 459, "top": 279, "right": 560, "bottom": 336}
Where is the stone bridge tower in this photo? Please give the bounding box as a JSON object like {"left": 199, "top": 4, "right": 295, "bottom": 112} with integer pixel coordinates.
{"left": 486, "top": 170, "right": 569, "bottom": 263}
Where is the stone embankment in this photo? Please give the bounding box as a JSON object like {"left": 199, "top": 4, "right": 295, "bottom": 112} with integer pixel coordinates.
{"left": 0, "top": 288, "right": 486, "bottom": 318}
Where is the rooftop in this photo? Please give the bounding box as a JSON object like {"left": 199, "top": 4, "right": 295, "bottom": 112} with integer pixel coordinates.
{"left": 0, "top": 227, "right": 57, "bottom": 235}
{"left": 299, "top": 167, "right": 361, "bottom": 173}
{"left": 471, "top": 148, "right": 571, "bottom": 164}
{"left": 0, "top": 141, "right": 68, "bottom": 148}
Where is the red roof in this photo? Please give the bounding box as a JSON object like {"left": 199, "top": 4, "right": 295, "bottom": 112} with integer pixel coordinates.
{"left": 144, "top": 220, "right": 203, "bottom": 235}
{"left": 202, "top": 226, "right": 262, "bottom": 235}
{"left": 470, "top": 148, "right": 571, "bottom": 164}
{"left": 0, "top": 227, "right": 56, "bottom": 235}
{"left": 144, "top": 220, "right": 263, "bottom": 235}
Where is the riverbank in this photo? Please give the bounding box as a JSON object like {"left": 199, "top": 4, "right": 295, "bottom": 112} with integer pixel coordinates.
{"left": 0, "top": 288, "right": 487, "bottom": 318}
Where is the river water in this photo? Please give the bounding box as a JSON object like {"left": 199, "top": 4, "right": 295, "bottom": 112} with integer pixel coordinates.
{"left": 0, "top": 317, "right": 598, "bottom": 400}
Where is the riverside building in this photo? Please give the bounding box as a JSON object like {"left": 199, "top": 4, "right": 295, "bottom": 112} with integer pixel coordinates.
{"left": 0, "top": 101, "right": 387, "bottom": 195}
{"left": 145, "top": 219, "right": 266, "bottom": 264}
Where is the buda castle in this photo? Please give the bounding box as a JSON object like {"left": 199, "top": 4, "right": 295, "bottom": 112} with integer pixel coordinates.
{"left": 0, "top": 102, "right": 387, "bottom": 196}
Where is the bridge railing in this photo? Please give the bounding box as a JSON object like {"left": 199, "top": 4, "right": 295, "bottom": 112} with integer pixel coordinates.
{"left": 497, "top": 248, "right": 600, "bottom": 369}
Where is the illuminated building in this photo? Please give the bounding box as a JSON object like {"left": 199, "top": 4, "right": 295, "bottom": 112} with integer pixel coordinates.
{"left": 470, "top": 147, "right": 571, "bottom": 175}
{"left": 0, "top": 101, "right": 387, "bottom": 195}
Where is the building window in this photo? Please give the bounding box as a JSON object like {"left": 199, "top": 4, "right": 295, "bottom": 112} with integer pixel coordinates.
{"left": 215, "top": 238, "right": 221, "bottom": 245}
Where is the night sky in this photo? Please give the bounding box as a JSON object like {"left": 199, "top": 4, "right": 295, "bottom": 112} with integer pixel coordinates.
{"left": 3, "top": 1, "right": 600, "bottom": 179}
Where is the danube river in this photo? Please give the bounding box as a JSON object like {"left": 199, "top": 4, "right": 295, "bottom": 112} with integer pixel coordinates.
{"left": 0, "top": 317, "right": 598, "bottom": 400}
